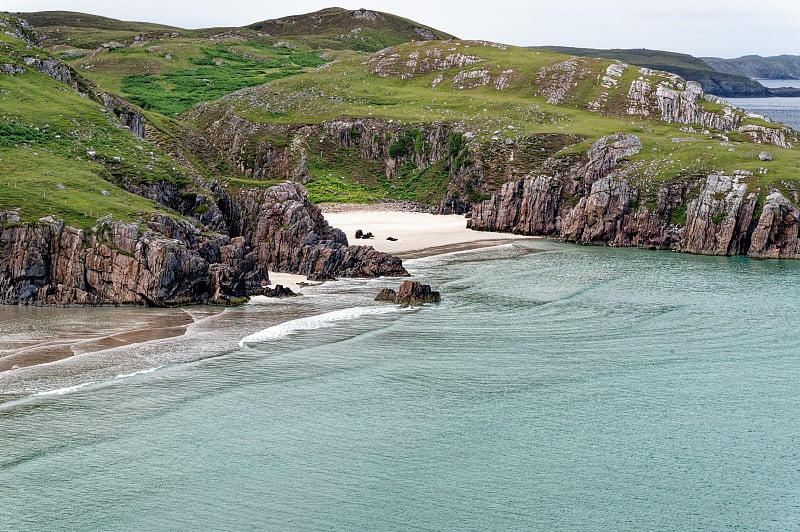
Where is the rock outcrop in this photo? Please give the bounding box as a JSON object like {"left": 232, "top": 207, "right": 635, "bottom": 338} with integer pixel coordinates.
{"left": 376, "top": 280, "right": 441, "bottom": 307}
{"left": 217, "top": 182, "right": 407, "bottom": 281}
{"left": 0, "top": 182, "right": 407, "bottom": 306}
{"left": 469, "top": 134, "right": 800, "bottom": 259}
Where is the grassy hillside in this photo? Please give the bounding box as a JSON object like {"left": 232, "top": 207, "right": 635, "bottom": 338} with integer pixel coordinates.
{"left": 14, "top": 11, "right": 184, "bottom": 49}
{"left": 3, "top": 9, "right": 800, "bottom": 223}
{"left": 191, "top": 39, "right": 799, "bottom": 204}
{"left": 537, "top": 46, "right": 769, "bottom": 97}
{"left": 0, "top": 15, "right": 187, "bottom": 228}
{"left": 17, "top": 8, "right": 454, "bottom": 116}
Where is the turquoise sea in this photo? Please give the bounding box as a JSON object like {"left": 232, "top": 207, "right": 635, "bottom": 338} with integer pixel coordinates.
{"left": 2, "top": 240, "right": 800, "bottom": 530}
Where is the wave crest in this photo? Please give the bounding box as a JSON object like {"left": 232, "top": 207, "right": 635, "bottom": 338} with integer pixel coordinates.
{"left": 238, "top": 306, "right": 402, "bottom": 347}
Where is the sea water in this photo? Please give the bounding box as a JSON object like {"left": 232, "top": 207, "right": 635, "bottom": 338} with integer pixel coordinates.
{"left": 2, "top": 240, "right": 800, "bottom": 530}
{"left": 727, "top": 80, "right": 800, "bottom": 130}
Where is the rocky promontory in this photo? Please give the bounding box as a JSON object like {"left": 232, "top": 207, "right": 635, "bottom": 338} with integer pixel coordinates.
{"left": 0, "top": 182, "right": 407, "bottom": 306}
{"left": 469, "top": 133, "right": 800, "bottom": 259}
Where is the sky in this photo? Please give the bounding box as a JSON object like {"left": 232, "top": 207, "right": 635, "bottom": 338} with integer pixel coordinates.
{"left": 4, "top": 0, "right": 799, "bottom": 58}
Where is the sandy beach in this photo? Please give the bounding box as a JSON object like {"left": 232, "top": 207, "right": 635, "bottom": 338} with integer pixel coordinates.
{"left": 322, "top": 205, "right": 529, "bottom": 259}
{"left": 0, "top": 207, "right": 527, "bottom": 374}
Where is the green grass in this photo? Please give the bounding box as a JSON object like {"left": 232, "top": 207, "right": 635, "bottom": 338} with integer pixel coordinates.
{"left": 67, "top": 41, "right": 328, "bottom": 116}
{"left": 0, "top": 148, "right": 171, "bottom": 228}
{"left": 246, "top": 7, "right": 455, "bottom": 52}
{"left": 196, "top": 39, "right": 800, "bottom": 206}
{"left": 0, "top": 63, "right": 190, "bottom": 229}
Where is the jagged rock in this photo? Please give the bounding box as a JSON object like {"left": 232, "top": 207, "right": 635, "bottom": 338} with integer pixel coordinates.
{"left": 679, "top": 174, "right": 757, "bottom": 255}
{"left": 0, "top": 182, "right": 407, "bottom": 306}
{"left": 365, "top": 44, "right": 482, "bottom": 80}
{"left": 468, "top": 131, "right": 800, "bottom": 259}
{"left": 740, "top": 125, "right": 792, "bottom": 149}
{"left": 101, "top": 93, "right": 146, "bottom": 139}
{"left": 1, "top": 63, "right": 24, "bottom": 75}
{"left": 537, "top": 58, "right": 594, "bottom": 105}
{"left": 375, "top": 280, "right": 441, "bottom": 307}
{"left": 749, "top": 191, "right": 800, "bottom": 258}
{"left": 627, "top": 74, "right": 742, "bottom": 132}
{"left": 216, "top": 182, "right": 407, "bottom": 281}
{"left": 759, "top": 151, "right": 774, "bottom": 162}
{"left": 23, "top": 57, "right": 79, "bottom": 90}
{"left": 413, "top": 27, "right": 438, "bottom": 40}
{"left": 263, "top": 284, "right": 296, "bottom": 298}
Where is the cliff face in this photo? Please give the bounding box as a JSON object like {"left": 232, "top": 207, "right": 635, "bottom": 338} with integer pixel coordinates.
{"left": 216, "top": 182, "right": 406, "bottom": 280}
{"left": 469, "top": 134, "right": 800, "bottom": 259}
{"left": 0, "top": 183, "right": 407, "bottom": 306}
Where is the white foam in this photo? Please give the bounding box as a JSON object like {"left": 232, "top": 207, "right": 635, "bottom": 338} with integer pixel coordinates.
{"left": 33, "top": 381, "right": 96, "bottom": 396}
{"left": 238, "top": 306, "right": 401, "bottom": 347}
{"left": 115, "top": 366, "right": 164, "bottom": 380}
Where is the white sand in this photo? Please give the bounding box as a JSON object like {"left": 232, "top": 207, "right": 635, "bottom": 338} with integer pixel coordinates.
{"left": 267, "top": 271, "right": 313, "bottom": 287}
{"left": 322, "top": 209, "right": 530, "bottom": 257}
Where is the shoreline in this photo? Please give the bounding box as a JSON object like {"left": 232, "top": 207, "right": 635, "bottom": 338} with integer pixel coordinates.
{"left": 1, "top": 207, "right": 527, "bottom": 378}
{"left": 0, "top": 308, "right": 199, "bottom": 373}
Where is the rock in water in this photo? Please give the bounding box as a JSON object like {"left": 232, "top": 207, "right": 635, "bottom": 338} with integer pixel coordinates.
{"left": 264, "top": 284, "right": 296, "bottom": 298}
{"left": 375, "top": 280, "right": 441, "bottom": 307}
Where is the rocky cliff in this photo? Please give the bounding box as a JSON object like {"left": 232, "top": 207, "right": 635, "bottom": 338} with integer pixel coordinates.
{"left": 0, "top": 182, "right": 407, "bottom": 306}
{"left": 469, "top": 133, "right": 800, "bottom": 259}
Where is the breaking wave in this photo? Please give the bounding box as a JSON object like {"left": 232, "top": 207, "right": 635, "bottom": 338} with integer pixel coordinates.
{"left": 238, "top": 306, "right": 402, "bottom": 347}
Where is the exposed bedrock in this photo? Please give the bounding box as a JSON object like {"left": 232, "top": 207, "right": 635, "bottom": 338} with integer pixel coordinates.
{"left": 0, "top": 183, "right": 406, "bottom": 306}
{"left": 469, "top": 134, "right": 800, "bottom": 259}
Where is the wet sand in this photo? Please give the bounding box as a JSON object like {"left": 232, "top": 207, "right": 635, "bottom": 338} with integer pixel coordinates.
{"left": 0, "top": 309, "right": 198, "bottom": 372}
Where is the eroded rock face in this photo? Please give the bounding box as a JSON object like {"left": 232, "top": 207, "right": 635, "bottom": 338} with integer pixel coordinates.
{"left": 0, "top": 219, "right": 212, "bottom": 306}
{"left": 469, "top": 133, "right": 800, "bottom": 259}
{"left": 749, "top": 192, "right": 800, "bottom": 258}
{"left": 537, "top": 58, "right": 594, "bottom": 105}
{"left": 0, "top": 182, "right": 407, "bottom": 306}
{"left": 217, "top": 181, "right": 407, "bottom": 280}
{"left": 627, "top": 72, "right": 742, "bottom": 132}
{"left": 679, "top": 174, "right": 757, "bottom": 256}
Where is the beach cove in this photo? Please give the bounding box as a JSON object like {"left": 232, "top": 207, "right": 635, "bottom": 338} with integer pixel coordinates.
{"left": 0, "top": 208, "right": 525, "bottom": 389}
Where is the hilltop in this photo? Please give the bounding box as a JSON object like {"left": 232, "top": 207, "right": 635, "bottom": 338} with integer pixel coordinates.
{"left": 2, "top": 8, "right": 800, "bottom": 306}
{"left": 702, "top": 55, "right": 800, "bottom": 81}
{"left": 246, "top": 7, "right": 453, "bottom": 51}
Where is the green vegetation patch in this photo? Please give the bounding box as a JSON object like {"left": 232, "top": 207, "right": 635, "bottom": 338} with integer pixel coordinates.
{"left": 113, "top": 43, "right": 327, "bottom": 115}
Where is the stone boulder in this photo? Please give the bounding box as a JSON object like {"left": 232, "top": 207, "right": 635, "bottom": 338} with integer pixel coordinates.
{"left": 376, "top": 280, "right": 441, "bottom": 307}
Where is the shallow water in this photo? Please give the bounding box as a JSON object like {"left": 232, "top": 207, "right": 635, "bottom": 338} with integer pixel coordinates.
{"left": 2, "top": 241, "right": 800, "bottom": 530}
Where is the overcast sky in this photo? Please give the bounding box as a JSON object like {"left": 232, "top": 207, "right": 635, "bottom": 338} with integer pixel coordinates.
{"left": 5, "top": 0, "right": 799, "bottom": 58}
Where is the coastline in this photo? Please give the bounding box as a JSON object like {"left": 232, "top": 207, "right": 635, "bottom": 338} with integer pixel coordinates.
{"left": 0, "top": 206, "right": 526, "bottom": 380}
